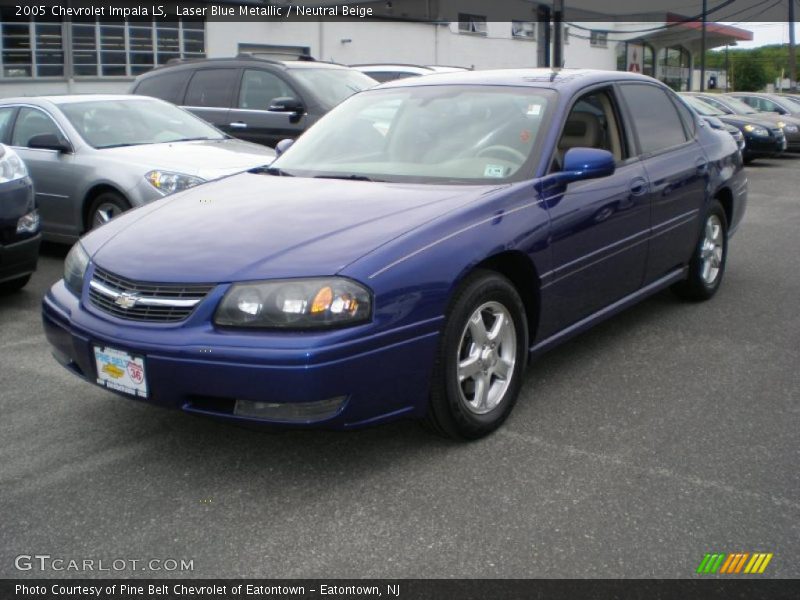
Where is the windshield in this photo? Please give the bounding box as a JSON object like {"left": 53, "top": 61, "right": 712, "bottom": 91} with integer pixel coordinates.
{"left": 270, "top": 85, "right": 555, "bottom": 184}
{"left": 782, "top": 95, "right": 800, "bottom": 108}
{"left": 682, "top": 95, "right": 723, "bottom": 116}
{"left": 59, "top": 99, "right": 225, "bottom": 149}
{"left": 289, "top": 68, "right": 377, "bottom": 109}
{"left": 715, "top": 96, "right": 758, "bottom": 115}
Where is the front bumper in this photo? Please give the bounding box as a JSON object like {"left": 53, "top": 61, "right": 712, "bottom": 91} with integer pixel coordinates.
{"left": 42, "top": 280, "right": 440, "bottom": 429}
{"left": 0, "top": 233, "right": 41, "bottom": 284}
{"left": 742, "top": 134, "right": 785, "bottom": 158}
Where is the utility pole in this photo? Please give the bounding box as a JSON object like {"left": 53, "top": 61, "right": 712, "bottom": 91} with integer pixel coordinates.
{"left": 700, "top": 0, "right": 707, "bottom": 91}
{"left": 790, "top": 0, "right": 797, "bottom": 92}
{"left": 553, "top": 0, "right": 564, "bottom": 69}
{"left": 725, "top": 44, "right": 730, "bottom": 92}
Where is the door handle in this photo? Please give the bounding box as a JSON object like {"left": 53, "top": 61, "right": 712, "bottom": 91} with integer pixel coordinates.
{"left": 229, "top": 122, "right": 248, "bottom": 129}
{"left": 629, "top": 177, "right": 648, "bottom": 196}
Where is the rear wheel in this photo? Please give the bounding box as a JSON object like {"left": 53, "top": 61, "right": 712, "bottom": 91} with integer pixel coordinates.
{"left": 672, "top": 200, "right": 728, "bottom": 301}
{"left": 427, "top": 270, "right": 528, "bottom": 440}
{"left": 87, "top": 191, "right": 130, "bottom": 231}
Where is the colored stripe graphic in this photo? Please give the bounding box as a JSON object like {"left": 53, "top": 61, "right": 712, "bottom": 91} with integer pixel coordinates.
{"left": 698, "top": 552, "right": 773, "bottom": 574}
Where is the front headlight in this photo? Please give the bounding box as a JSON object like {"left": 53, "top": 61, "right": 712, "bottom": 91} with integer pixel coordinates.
{"left": 145, "top": 170, "right": 205, "bottom": 195}
{"left": 0, "top": 145, "right": 28, "bottom": 183}
{"left": 64, "top": 243, "right": 90, "bottom": 297}
{"left": 214, "top": 278, "right": 372, "bottom": 329}
{"left": 783, "top": 124, "right": 799, "bottom": 133}
{"left": 743, "top": 124, "right": 769, "bottom": 136}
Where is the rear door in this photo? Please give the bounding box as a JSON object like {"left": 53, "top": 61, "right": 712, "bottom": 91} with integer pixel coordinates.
{"left": 229, "top": 68, "right": 308, "bottom": 147}
{"left": 617, "top": 82, "right": 708, "bottom": 284}
{"left": 182, "top": 68, "right": 240, "bottom": 135}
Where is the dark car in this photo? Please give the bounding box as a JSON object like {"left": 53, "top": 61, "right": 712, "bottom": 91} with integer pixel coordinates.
{"left": 130, "top": 55, "right": 377, "bottom": 148}
{"left": 730, "top": 92, "right": 800, "bottom": 119}
{"left": 44, "top": 69, "right": 746, "bottom": 440}
{"left": 0, "top": 145, "right": 40, "bottom": 292}
{"left": 680, "top": 93, "right": 781, "bottom": 162}
{"left": 690, "top": 93, "right": 800, "bottom": 151}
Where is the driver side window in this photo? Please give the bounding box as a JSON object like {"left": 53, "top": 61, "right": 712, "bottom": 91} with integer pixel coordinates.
{"left": 553, "top": 90, "right": 625, "bottom": 172}
{"left": 11, "top": 107, "right": 64, "bottom": 148}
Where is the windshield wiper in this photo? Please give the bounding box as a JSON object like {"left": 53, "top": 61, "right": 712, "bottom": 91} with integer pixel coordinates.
{"left": 315, "top": 174, "right": 380, "bottom": 182}
{"left": 252, "top": 165, "right": 294, "bottom": 176}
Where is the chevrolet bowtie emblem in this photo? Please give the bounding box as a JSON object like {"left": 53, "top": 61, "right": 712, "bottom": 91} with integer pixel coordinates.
{"left": 114, "top": 292, "right": 139, "bottom": 309}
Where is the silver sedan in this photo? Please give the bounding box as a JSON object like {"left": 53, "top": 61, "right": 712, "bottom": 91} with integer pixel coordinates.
{"left": 0, "top": 95, "right": 275, "bottom": 242}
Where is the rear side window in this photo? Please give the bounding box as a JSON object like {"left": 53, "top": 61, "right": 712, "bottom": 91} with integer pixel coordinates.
{"left": 184, "top": 69, "right": 238, "bottom": 108}
{"left": 134, "top": 71, "right": 192, "bottom": 104}
{"left": 619, "top": 83, "right": 689, "bottom": 155}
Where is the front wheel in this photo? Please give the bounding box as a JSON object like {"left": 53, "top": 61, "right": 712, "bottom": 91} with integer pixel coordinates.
{"left": 427, "top": 270, "right": 528, "bottom": 440}
{"left": 87, "top": 192, "right": 130, "bottom": 231}
{"left": 672, "top": 200, "right": 728, "bottom": 301}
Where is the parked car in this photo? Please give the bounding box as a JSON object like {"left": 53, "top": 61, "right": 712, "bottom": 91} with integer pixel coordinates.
{"left": 351, "top": 64, "right": 469, "bottom": 83}
{"left": 730, "top": 92, "right": 800, "bottom": 118}
{"left": 351, "top": 64, "right": 438, "bottom": 83}
{"left": 43, "top": 69, "right": 746, "bottom": 440}
{"left": 688, "top": 93, "right": 800, "bottom": 151}
{"left": 131, "top": 55, "right": 377, "bottom": 148}
{"left": 0, "top": 95, "right": 275, "bottom": 242}
{"left": 0, "top": 144, "right": 39, "bottom": 292}
{"left": 0, "top": 146, "right": 42, "bottom": 293}
{"left": 680, "top": 93, "right": 780, "bottom": 162}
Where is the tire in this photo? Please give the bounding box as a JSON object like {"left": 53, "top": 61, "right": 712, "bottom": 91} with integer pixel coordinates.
{"left": 672, "top": 200, "right": 728, "bottom": 301}
{"left": 426, "top": 270, "right": 528, "bottom": 440}
{"left": 86, "top": 191, "right": 130, "bottom": 231}
{"left": 0, "top": 274, "right": 31, "bottom": 294}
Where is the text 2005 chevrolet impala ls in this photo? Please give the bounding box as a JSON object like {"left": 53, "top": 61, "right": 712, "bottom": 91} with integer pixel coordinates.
{"left": 42, "top": 70, "right": 747, "bottom": 440}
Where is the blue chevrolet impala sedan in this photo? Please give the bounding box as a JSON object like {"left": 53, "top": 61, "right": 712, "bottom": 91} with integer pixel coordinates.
{"left": 42, "top": 69, "right": 747, "bottom": 440}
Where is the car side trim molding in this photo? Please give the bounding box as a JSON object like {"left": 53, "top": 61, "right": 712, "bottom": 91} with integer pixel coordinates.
{"left": 529, "top": 266, "right": 688, "bottom": 359}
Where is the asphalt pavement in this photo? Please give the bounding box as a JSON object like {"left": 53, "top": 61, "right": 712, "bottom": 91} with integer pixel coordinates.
{"left": 1, "top": 155, "right": 798, "bottom": 579}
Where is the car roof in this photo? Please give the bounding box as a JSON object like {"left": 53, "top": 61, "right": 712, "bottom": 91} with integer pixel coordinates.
{"left": 376, "top": 68, "right": 663, "bottom": 92}
{"left": 136, "top": 55, "right": 351, "bottom": 78}
{"left": 0, "top": 94, "right": 161, "bottom": 106}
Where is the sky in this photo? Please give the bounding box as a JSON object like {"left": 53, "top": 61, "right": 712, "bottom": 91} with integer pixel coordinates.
{"left": 724, "top": 22, "right": 800, "bottom": 48}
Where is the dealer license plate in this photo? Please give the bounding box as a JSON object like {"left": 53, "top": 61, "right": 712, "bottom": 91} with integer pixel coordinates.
{"left": 93, "top": 346, "right": 148, "bottom": 398}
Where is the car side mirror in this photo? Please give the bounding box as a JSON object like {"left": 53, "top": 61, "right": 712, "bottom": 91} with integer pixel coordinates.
{"left": 275, "top": 138, "right": 295, "bottom": 156}
{"left": 268, "top": 97, "right": 304, "bottom": 114}
{"left": 556, "top": 148, "right": 616, "bottom": 184}
{"left": 27, "top": 133, "right": 71, "bottom": 153}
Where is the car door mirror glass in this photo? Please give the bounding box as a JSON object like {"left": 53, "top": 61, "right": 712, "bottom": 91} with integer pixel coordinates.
{"left": 27, "top": 133, "right": 70, "bottom": 153}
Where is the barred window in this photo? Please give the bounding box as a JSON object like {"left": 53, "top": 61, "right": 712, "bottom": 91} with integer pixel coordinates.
{"left": 0, "top": 18, "right": 205, "bottom": 79}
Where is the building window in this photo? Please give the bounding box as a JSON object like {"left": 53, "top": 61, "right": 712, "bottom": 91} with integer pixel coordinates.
{"left": 512, "top": 21, "right": 535, "bottom": 40}
{"left": 458, "top": 14, "right": 487, "bottom": 35}
{"left": 0, "top": 18, "right": 204, "bottom": 79}
{"left": 590, "top": 30, "right": 608, "bottom": 48}
{"left": 0, "top": 20, "right": 64, "bottom": 77}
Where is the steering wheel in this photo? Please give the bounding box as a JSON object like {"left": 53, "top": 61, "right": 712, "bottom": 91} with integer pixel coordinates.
{"left": 476, "top": 145, "right": 527, "bottom": 163}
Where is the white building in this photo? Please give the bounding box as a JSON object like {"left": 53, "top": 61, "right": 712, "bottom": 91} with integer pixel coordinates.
{"left": 0, "top": 1, "right": 751, "bottom": 98}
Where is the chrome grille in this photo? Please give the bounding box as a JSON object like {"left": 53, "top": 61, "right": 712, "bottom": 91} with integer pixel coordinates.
{"left": 88, "top": 266, "right": 214, "bottom": 323}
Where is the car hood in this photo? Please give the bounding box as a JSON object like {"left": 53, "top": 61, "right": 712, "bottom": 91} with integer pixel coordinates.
{"left": 97, "top": 138, "right": 275, "bottom": 180}
{"left": 86, "top": 173, "right": 499, "bottom": 283}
